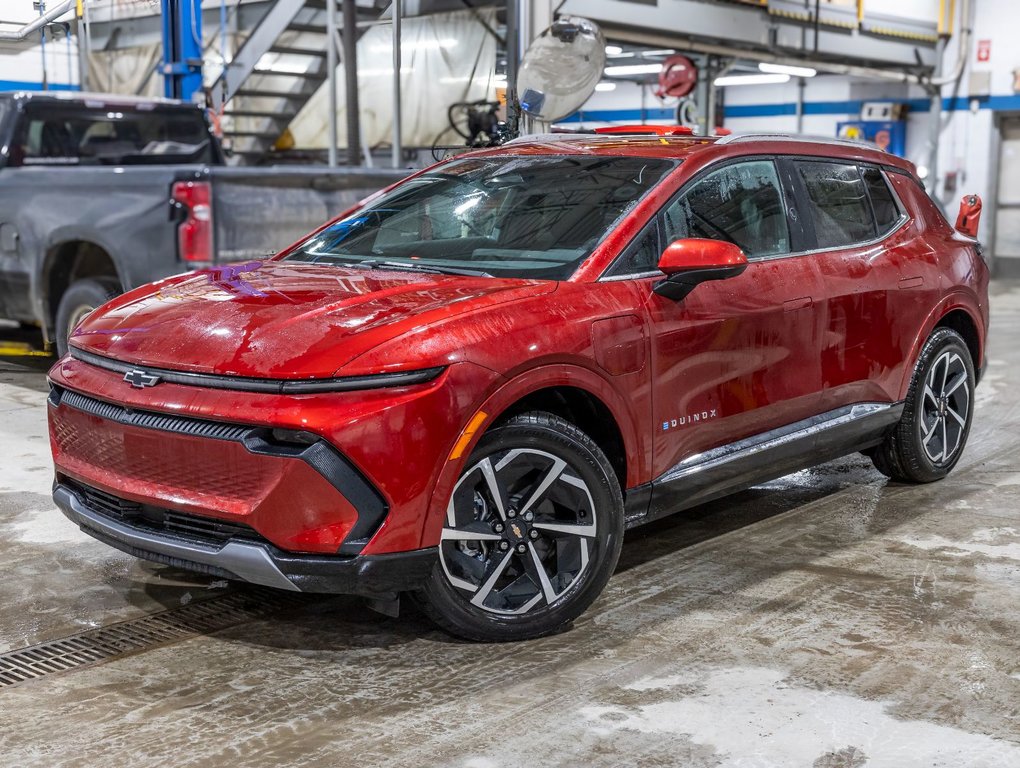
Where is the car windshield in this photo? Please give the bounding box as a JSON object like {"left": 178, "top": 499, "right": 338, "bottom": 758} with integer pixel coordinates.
{"left": 284, "top": 155, "right": 676, "bottom": 280}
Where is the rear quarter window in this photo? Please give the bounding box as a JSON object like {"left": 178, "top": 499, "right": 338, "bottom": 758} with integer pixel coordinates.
{"left": 862, "top": 166, "right": 901, "bottom": 235}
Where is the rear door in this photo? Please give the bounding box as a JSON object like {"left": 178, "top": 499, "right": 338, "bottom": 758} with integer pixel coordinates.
{"left": 641, "top": 158, "right": 824, "bottom": 482}
{"left": 787, "top": 159, "right": 938, "bottom": 409}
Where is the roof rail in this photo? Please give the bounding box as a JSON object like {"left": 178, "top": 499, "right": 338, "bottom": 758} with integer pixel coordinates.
{"left": 714, "top": 133, "right": 882, "bottom": 151}
{"left": 506, "top": 130, "right": 712, "bottom": 145}
{"left": 504, "top": 133, "right": 595, "bottom": 144}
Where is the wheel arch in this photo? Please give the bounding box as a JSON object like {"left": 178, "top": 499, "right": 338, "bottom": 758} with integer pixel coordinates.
{"left": 900, "top": 298, "right": 985, "bottom": 398}
{"left": 419, "top": 364, "right": 644, "bottom": 549}
{"left": 934, "top": 308, "right": 983, "bottom": 382}
{"left": 42, "top": 240, "right": 123, "bottom": 337}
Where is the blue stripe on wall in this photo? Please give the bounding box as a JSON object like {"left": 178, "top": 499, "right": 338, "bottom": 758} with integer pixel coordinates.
{"left": 558, "top": 108, "right": 675, "bottom": 123}
{"left": 561, "top": 95, "right": 1020, "bottom": 123}
{"left": 0, "top": 80, "right": 80, "bottom": 92}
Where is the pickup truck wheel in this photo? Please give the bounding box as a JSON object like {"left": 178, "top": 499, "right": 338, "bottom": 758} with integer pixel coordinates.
{"left": 55, "top": 278, "right": 121, "bottom": 357}
{"left": 870, "top": 328, "right": 975, "bottom": 483}
{"left": 415, "top": 411, "right": 624, "bottom": 642}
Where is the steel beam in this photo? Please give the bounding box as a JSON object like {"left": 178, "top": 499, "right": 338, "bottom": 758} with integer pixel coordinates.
{"left": 327, "top": 0, "right": 339, "bottom": 166}
{"left": 342, "top": 0, "right": 361, "bottom": 165}
{"left": 392, "top": 0, "right": 402, "bottom": 168}
{"left": 558, "top": 0, "right": 936, "bottom": 72}
{"left": 159, "top": 0, "right": 204, "bottom": 102}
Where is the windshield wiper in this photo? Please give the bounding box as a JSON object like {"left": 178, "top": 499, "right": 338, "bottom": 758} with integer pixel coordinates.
{"left": 357, "top": 259, "right": 493, "bottom": 278}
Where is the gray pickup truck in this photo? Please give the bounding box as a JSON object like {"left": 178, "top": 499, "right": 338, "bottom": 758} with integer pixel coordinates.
{"left": 0, "top": 91, "right": 407, "bottom": 354}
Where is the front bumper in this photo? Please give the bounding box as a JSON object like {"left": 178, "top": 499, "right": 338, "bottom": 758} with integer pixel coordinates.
{"left": 54, "top": 483, "right": 437, "bottom": 595}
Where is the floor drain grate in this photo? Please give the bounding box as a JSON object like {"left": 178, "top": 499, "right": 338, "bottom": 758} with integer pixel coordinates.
{"left": 0, "top": 589, "right": 292, "bottom": 688}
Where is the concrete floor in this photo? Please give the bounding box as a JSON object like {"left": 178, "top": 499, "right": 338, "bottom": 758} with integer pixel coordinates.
{"left": 1, "top": 284, "right": 1019, "bottom": 767}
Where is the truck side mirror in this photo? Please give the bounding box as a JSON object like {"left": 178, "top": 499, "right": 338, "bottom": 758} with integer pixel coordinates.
{"left": 955, "top": 194, "right": 982, "bottom": 238}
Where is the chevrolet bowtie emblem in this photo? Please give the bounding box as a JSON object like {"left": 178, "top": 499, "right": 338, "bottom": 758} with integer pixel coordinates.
{"left": 123, "top": 369, "right": 162, "bottom": 388}
{"left": 511, "top": 523, "right": 523, "bottom": 539}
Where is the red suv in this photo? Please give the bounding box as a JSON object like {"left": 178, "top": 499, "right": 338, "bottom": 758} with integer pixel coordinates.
{"left": 48, "top": 131, "right": 989, "bottom": 641}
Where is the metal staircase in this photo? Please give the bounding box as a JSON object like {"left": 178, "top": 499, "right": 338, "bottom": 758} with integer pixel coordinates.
{"left": 209, "top": 0, "right": 388, "bottom": 163}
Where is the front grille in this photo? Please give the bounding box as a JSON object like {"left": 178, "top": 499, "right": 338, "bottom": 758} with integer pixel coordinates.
{"left": 54, "top": 386, "right": 250, "bottom": 442}
{"left": 78, "top": 484, "right": 142, "bottom": 520}
{"left": 66, "top": 481, "right": 265, "bottom": 546}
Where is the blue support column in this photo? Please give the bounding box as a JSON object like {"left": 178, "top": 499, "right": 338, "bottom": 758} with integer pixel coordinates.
{"left": 159, "top": 0, "right": 204, "bottom": 102}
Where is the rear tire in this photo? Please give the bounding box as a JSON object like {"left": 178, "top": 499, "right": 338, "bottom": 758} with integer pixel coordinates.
{"left": 870, "top": 328, "right": 975, "bottom": 483}
{"left": 415, "top": 411, "right": 624, "bottom": 642}
{"left": 55, "top": 277, "right": 121, "bottom": 357}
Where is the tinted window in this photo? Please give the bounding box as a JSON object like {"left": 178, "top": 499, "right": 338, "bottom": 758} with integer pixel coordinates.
{"left": 862, "top": 166, "right": 900, "bottom": 234}
{"left": 287, "top": 155, "right": 676, "bottom": 280}
{"left": 605, "top": 221, "right": 660, "bottom": 276}
{"left": 661, "top": 160, "right": 789, "bottom": 259}
{"left": 796, "top": 161, "right": 875, "bottom": 248}
{"left": 10, "top": 105, "right": 216, "bottom": 166}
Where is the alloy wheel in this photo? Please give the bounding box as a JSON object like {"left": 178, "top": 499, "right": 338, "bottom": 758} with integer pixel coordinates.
{"left": 920, "top": 349, "right": 970, "bottom": 466}
{"left": 440, "top": 448, "right": 597, "bottom": 615}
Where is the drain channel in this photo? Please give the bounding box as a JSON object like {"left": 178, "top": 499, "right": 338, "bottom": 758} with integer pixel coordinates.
{"left": 0, "top": 589, "right": 292, "bottom": 688}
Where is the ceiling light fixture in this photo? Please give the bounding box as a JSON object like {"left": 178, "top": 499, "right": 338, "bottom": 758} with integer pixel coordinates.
{"left": 640, "top": 48, "right": 677, "bottom": 57}
{"left": 605, "top": 45, "right": 623, "bottom": 55}
{"left": 594, "top": 82, "right": 617, "bottom": 91}
{"left": 714, "top": 73, "right": 791, "bottom": 87}
{"left": 758, "top": 62, "right": 817, "bottom": 78}
{"left": 604, "top": 63, "right": 663, "bottom": 77}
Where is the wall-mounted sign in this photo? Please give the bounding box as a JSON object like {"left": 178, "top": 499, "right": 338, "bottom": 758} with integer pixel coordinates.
{"left": 977, "top": 39, "right": 992, "bottom": 62}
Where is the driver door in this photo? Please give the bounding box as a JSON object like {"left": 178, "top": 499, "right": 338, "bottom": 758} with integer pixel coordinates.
{"left": 642, "top": 159, "right": 825, "bottom": 486}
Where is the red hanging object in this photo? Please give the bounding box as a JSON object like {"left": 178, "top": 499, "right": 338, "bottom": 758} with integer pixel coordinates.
{"left": 655, "top": 54, "right": 698, "bottom": 99}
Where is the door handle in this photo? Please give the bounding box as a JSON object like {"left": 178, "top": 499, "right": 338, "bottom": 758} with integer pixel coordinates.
{"left": 783, "top": 296, "right": 813, "bottom": 311}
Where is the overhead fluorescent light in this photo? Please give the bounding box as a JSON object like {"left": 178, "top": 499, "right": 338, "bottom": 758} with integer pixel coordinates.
{"left": 594, "top": 82, "right": 617, "bottom": 92}
{"left": 714, "top": 73, "right": 790, "bottom": 87}
{"left": 759, "top": 62, "right": 817, "bottom": 78}
{"left": 604, "top": 63, "right": 662, "bottom": 77}
{"left": 605, "top": 45, "right": 623, "bottom": 55}
{"left": 641, "top": 48, "right": 677, "bottom": 57}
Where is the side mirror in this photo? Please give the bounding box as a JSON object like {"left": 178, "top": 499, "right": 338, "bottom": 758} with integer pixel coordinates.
{"left": 653, "top": 238, "right": 749, "bottom": 301}
{"left": 955, "top": 194, "right": 982, "bottom": 238}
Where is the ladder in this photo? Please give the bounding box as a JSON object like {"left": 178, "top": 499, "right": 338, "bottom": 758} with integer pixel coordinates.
{"left": 209, "top": 0, "right": 388, "bottom": 163}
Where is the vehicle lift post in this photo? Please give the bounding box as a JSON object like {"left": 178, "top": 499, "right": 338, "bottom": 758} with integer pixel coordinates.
{"left": 159, "top": 0, "right": 204, "bottom": 102}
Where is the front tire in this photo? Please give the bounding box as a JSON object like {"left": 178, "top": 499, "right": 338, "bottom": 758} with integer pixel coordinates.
{"left": 415, "top": 412, "right": 624, "bottom": 642}
{"left": 871, "top": 328, "right": 975, "bottom": 483}
{"left": 55, "top": 277, "right": 121, "bottom": 357}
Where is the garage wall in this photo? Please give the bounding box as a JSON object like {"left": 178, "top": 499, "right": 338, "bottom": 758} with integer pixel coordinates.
{"left": 0, "top": 38, "right": 79, "bottom": 92}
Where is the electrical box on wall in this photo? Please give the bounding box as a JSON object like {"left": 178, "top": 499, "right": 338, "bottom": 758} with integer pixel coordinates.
{"left": 836, "top": 120, "right": 907, "bottom": 157}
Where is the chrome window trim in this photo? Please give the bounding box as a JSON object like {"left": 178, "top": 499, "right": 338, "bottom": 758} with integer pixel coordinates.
{"left": 600, "top": 270, "right": 662, "bottom": 282}
{"left": 743, "top": 213, "right": 911, "bottom": 264}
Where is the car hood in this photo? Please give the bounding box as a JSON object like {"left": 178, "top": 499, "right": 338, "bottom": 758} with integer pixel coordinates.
{"left": 70, "top": 260, "right": 555, "bottom": 378}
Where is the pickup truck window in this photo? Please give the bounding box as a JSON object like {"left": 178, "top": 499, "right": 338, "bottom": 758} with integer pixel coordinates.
{"left": 10, "top": 105, "right": 216, "bottom": 167}
{"left": 285, "top": 155, "right": 677, "bottom": 281}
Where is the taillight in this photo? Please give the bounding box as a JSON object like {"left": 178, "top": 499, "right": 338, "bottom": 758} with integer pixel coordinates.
{"left": 171, "top": 180, "right": 213, "bottom": 266}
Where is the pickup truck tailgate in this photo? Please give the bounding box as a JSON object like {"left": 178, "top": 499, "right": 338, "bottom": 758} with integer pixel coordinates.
{"left": 210, "top": 166, "right": 410, "bottom": 263}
